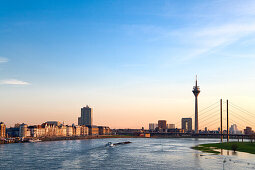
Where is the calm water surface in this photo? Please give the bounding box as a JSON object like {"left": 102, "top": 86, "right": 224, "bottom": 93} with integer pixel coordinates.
{"left": 0, "top": 138, "right": 255, "bottom": 169}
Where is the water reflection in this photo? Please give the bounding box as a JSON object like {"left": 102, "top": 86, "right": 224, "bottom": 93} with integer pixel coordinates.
{"left": 214, "top": 148, "right": 248, "bottom": 157}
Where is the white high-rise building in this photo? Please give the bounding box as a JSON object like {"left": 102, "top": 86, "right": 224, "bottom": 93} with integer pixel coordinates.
{"left": 229, "top": 124, "right": 242, "bottom": 134}
{"left": 149, "top": 123, "right": 158, "bottom": 130}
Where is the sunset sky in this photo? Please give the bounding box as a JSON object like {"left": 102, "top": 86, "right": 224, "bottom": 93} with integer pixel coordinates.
{"left": 1, "top": 0, "right": 255, "bottom": 129}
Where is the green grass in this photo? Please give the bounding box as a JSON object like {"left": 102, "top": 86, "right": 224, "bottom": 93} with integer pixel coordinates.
{"left": 191, "top": 145, "right": 220, "bottom": 154}
{"left": 192, "top": 142, "right": 255, "bottom": 154}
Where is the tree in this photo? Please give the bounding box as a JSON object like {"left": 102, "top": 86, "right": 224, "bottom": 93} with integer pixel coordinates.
{"left": 231, "top": 144, "right": 238, "bottom": 152}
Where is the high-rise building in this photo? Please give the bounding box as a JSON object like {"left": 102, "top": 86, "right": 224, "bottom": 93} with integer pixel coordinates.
{"left": 158, "top": 120, "right": 167, "bottom": 129}
{"left": 192, "top": 76, "right": 200, "bottom": 133}
{"left": 78, "top": 105, "right": 93, "bottom": 126}
{"left": 168, "top": 124, "right": 175, "bottom": 129}
{"left": 182, "top": 118, "right": 192, "bottom": 132}
{"left": 0, "top": 122, "right": 6, "bottom": 138}
{"left": 229, "top": 124, "right": 242, "bottom": 134}
{"left": 244, "top": 126, "right": 253, "bottom": 135}
{"left": 149, "top": 123, "right": 158, "bottom": 130}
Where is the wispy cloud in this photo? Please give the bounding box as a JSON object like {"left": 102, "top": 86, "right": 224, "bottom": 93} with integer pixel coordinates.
{"left": 178, "top": 23, "right": 255, "bottom": 60}
{"left": 220, "top": 53, "right": 255, "bottom": 59}
{"left": 123, "top": 1, "right": 255, "bottom": 62}
{"left": 0, "top": 57, "right": 8, "bottom": 63}
{"left": 0, "top": 79, "right": 30, "bottom": 85}
{"left": 124, "top": 22, "right": 255, "bottom": 61}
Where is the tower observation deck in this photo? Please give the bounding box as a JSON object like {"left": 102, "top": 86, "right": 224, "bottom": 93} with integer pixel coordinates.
{"left": 192, "top": 76, "right": 200, "bottom": 133}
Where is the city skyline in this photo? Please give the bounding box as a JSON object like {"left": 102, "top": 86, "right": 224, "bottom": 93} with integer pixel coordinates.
{"left": 1, "top": 1, "right": 255, "bottom": 129}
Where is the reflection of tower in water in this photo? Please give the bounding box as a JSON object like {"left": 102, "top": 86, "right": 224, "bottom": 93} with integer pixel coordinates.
{"left": 192, "top": 76, "right": 200, "bottom": 133}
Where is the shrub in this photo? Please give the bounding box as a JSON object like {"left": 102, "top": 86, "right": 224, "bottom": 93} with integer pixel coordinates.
{"left": 231, "top": 144, "right": 238, "bottom": 152}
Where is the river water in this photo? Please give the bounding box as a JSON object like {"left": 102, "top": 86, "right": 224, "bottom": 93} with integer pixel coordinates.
{"left": 0, "top": 138, "right": 255, "bottom": 169}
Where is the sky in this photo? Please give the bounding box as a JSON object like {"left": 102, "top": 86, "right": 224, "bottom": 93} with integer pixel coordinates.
{"left": 1, "top": 0, "right": 255, "bottom": 130}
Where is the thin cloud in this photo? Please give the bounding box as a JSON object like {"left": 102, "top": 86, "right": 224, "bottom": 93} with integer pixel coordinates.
{"left": 221, "top": 53, "right": 255, "bottom": 59}
{"left": 0, "top": 79, "right": 30, "bottom": 85}
{"left": 180, "top": 23, "right": 255, "bottom": 60}
{"left": 124, "top": 23, "right": 255, "bottom": 61}
{"left": 123, "top": 1, "right": 255, "bottom": 62}
{"left": 0, "top": 57, "right": 8, "bottom": 63}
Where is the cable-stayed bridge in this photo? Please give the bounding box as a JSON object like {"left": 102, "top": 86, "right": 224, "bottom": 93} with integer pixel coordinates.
{"left": 151, "top": 99, "right": 255, "bottom": 140}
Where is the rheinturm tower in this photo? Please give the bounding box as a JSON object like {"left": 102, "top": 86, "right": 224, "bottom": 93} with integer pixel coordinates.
{"left": 192, "top": 76, "right": 200, "bottom": 133}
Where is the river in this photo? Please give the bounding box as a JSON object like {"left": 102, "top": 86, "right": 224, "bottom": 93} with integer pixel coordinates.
{"left": 0, "top": 138, "right": 254, "bottom": 169}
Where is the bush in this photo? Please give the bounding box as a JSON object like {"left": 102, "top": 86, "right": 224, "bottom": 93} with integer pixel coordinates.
{"left": 231, "top": 144, "right": 238, "bottom": 152}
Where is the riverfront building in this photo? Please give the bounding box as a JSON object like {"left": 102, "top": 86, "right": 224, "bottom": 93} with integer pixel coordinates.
{"left": 80, "top": 125, "right": 89, "bottom": 136}
{"left": 72, "top": 125, "right": 81, "bottom": 136}
{"left": 6, "top": 127, "right": 19, "bottom": 137}
{"left": 182, "top": 118, "right": 192, "bottom": 132}
{"left": 6, "top": 105, "right": 111, "bottom": 138}
{"left": 244, "top": 126, "right": 254, "bottom": 135}
{"left": 29, "top": 125, "right": 46, "bottom": 137}
{"left": 168, "top": 124, "right": 175, "bottom": 129}
{"left": 19, "top": 123, "right": 30, "bottom": 137}
{"left": 87, "top": 125, "right": 99, "bottom": 136}
{"left": 0, "top": 122, "right": 6, "bottom": 138}
{"left": 66, "top": 125, "right": 73, "bottom": 136}
{"left": 229, "top": 124, "right": 242, "bottom": 134}
{"left": 98, "top": 126, "right": 111, "bottom": 135}
{"left": 149, "top": 123, "right": 158, "bottom": 131}
{"left": 158, "top": 120, "right": 167, "bottom": 129}
{"left": 149, "top": 122, "right": 177, "bottom": 132}
{"left": 167, "top": 128, "right": 184, "bottom": 133}
{"left": 17, "top": 121, "right": 91, "bottom": 138}
{"left": 78, "top": 105, "right": 93, "bottom": 126}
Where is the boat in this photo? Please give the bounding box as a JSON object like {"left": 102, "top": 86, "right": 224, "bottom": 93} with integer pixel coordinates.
{"left": 105, "top": 141, "right": 131, "bottom": 147}
{"left": 113, "top": 141, "right": 132, "bottom": 145}
{"left": 105, "top": 142, "right": 114, "bottom": 147}
{"left": 28, "top": 139, "right": 42, "bottom": 143}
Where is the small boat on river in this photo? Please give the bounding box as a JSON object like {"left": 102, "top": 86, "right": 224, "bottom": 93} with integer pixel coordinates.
{"left": 105, "top": 141, "right": 131, "bottom": 147}
{"left": 105, "top": 142, "right": 114, "bottom": 147}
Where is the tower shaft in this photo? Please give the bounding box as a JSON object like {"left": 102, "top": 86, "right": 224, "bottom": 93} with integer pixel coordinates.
{"left": 195, "top": 96, "right": 198, "bottom": 133}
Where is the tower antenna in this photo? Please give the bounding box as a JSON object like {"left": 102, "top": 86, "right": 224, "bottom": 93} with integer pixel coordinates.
{"left": 196, "top": 75, "right": 197, "bottom": 87}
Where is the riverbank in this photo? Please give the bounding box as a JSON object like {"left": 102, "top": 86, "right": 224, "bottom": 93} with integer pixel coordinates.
{"left": 40, "top": 135, "right": 140, "bottom": 142}
{"left": 192, "top": 142, "right": 255, "bottom": 154}
{"left": 0, "top": 135, "right": 141, "bottom": 144}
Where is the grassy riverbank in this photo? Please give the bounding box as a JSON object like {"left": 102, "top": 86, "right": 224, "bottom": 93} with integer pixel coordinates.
{"left": 192, "top": 142, "right": 255, "bottom": 154}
